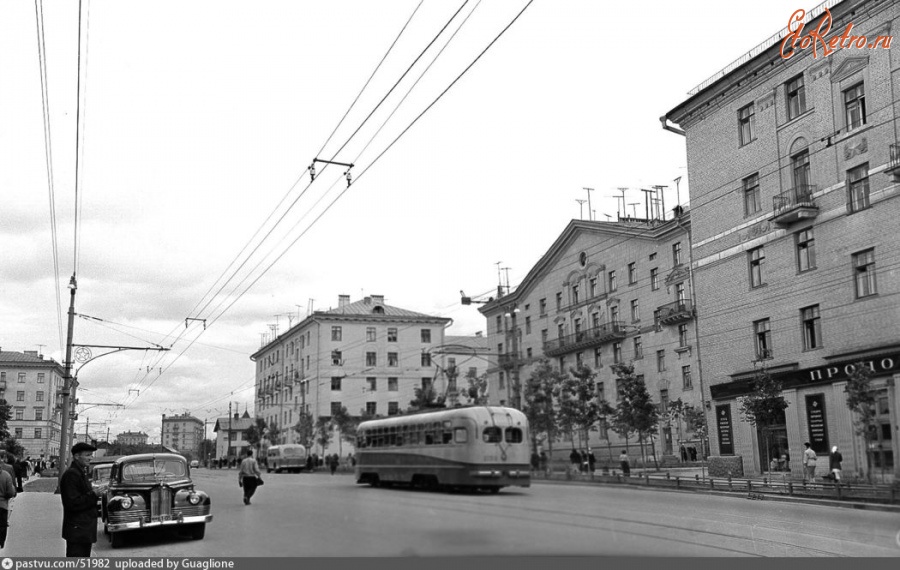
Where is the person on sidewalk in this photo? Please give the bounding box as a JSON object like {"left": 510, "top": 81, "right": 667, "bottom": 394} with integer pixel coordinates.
{"left": 0, "top": 456, "right": 16, "bottom": 549}
{"left": 12, "top": 458, "right": 25, "bottom": 493}
{"left": 829, "top": 446, "right": 843, "bottom": 483}
{"left": 238, "top": 448, "right": 262, "bottom": 505}
{"left": 802, "top": 442, "right": 817, "bottom": 482}
{"left": 60, "top": 442, "right": 100, "bottom": 557}
{"left": 618, "top": 449, "right": 631, "bottom": 477}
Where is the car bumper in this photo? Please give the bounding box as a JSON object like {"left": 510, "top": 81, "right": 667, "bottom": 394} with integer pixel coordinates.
{"left": 108, "top": 514, "right": 213, "bottom": 533}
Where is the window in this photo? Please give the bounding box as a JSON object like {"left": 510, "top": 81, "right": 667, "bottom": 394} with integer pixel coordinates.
{"left": 630, "top": 299, "right": 640, "bottom": 322}
{"left": 660, "top": 389, "right": 669, "bottom": 415}
{"left": 853, "top": 249, "right": 877, "bottom": 298}
{"left": 676, "top": 283, "right": 687, "bottom": 305}
{"left": 526, "top": 347, "right": 533, "bottom": 359}
{"left": 650, "top": 268, "right": 659, "bottom": 290}
{"left": 749, "top": 247, "right": 765, "bottom": 288}
{"left": 421, "top": 378, "right": 432, "bottom": 390}
{"left": 37, "top": 373, "right": 45, "bottom": 383}
{"left": 16, "top": 391, "right": 24, "bottom": 402}
{"left": 589, "top": 277, "right": 597, "bottom": 297}
{"left": 786, "top": 75, "right": 806, "bottom": 120}
{"left": 678, "top": 324, "right": 689, "bottom": 347}
{"left": 498, "top": 343, "right": 504, "bottom": 356}
{"left": 608, "top": 270, "right": 617, "bottom": 292}
{"left": 754, "top": 319, "right": 772, "bottom": 359}
{"left": 366, "top": 352, "right": 377, "bottom": 366}
{"left": 36, "top": 391, "right": 43, "bottom": 402}
{"left": 596, "top": 382, "right": 605, "bottom": 402}
{"left": 558, "top": 357, "right": 565, "bottom": 372}
{"left": 613, "top": 342, "right": 622, "bottom": 363}
{"left": 331, "top": 377, "right": 342, "bottom": 391}
{"left": 555, "top": 292, "right": 562, "bottom": 309}
{"left": 35, "top": 408, "right": 43, "bottom": 421}
{"left": 609, "top": 305, "right": 619, "bottom": 324}
{"left": 633, "top": 337, "right": 643, "bottom": 359}
{"left": 482, "top": 427, "right": 502, "bottom": 443}
{"left": 421, "top": 353, "right": 432, "bottom": 367}
{"left": 592, "top": 312, "right": 600, "bottom": 329}
{"left": 332, "top": 350, "right": 343, "bottom": 366}
{"left": 557, "top": 324, "right": 564, "bottom": 340}
{"left": 388, "top": 328, "right": 398, "bottom": 342}
{"left": 628, "top": 262, "right": 637, "bottom": 284}
{"left": 743, "top": 173, "right": 761, "bottom": 216}
{"left": 792, "top": 149, "right": 810, "bottom": 190}
{"left": 505, "top": 427, "right": 524, "bottom": 444}
{"left": 17, "top": 373, "right": 25, "bottom": 383}
{"left": 388, "top": 353, "right": 399, "bottom": 367}
{"left": 367, "top": 403, "right": 378, "bottom": 417}
{"left": 15, "top": 409, "right": 23, "bottom": 420}
{"left": 594, "top": 348, "right": 602, "bottom": 367}
{"left": 496, "top": 315, "right": 502, "bottom": 332}
{"left": 657, "top": 350, "right": 666, "bottom": 372}
{"left": 388, "top": 377, "right": 398, "bottom": 391}
{"left": 525, "top": 316, "right": 532, "bottom": 334}
{"left": 844, "top": 83, "right": 866, "bottom": 131}
{"left": 848, "top": 163, "right": 870, "bottom": 213}
{"left": 499, "top": 372, "right": 506, "bottom": 390}
{"left": 421, "top": 329, "right": 431, "bottom": 343}
{"left": 366, "top": 327, "right": 376, "bottom": 342}
{"left": 0, "top": 372, "right": 4, "bottom": 382}
{"left": 801, "top": 305, "right": 822, "bottom": 350}
{"left": 576, "top": 352, "right": 583, "bottom": 367}
{"left": 331, "top": 326, "right": 342, "bottom": 341}
{"left": 738, "top": 103, "right": 755, "bottom": 145}
{"left": 672, "top": 242, "right": 682, "bottom": 266}
{"left": 330, "top": 402, "right": 342, "bottom": 416}
{"left": 572, "top": 283, "right": 580, "bottom": 304}
{"left": 14, "top": 428, "right": 21, "bottom": 439}
{"left": 539, "top": 298, "right": 547, "bottom": 314}
{"left": 653, "top": 309, "right": 662, "bottom": 327}
{"left": 541, "top": 329, "right": 548, "bottom": 344}
{"left": 682, "top": 365, "right": 693, "bottom": 389}
{"left": 796, "top": 229, "right": 816, "bottom": 272}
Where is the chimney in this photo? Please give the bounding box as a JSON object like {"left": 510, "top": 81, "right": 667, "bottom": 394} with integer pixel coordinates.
{"left": 475, "top": 331, "right": 483, "bottom": 337}
{"left": 364, "top": 296, "right": 372, "bottom": 305}
{"left": 234, "top": 413, "right": 240, "bottom": 420}
{"left": 371, "top": 295, "right": 384, "bottom": 305}
{"left": 338, "top": 294, "right": 350, "bottom": 308}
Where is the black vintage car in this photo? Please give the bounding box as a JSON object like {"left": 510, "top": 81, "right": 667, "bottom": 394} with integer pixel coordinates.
{"left": 100, "top": 453, "right": 212, "bottom": 548}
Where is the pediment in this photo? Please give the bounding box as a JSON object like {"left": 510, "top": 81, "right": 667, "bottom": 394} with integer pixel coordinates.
{"left": 831, "top": 56, "right": 869, "bottom": 84}
{"left": 664, "top": 266, "right": 690, "bottom": 286}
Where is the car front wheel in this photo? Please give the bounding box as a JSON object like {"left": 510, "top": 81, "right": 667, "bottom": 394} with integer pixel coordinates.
{"left": 188, "top": 523, "right": 206, "bottom": 540}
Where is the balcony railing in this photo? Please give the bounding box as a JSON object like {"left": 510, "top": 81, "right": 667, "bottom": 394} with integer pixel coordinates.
{"left": 657, "top": 300, "right": 694, "bottom": 325}
{"left": 543, "top": 321, "right": 627, "bottom": 357}
{"left": 772, "top": 184, "right": 818, "bottom": 225}
{"left": 498, "top": 353, "right": 524, "bottom": 370}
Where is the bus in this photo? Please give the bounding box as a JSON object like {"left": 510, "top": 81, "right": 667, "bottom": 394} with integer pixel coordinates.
{"left": 266, "top": 444, "right": 308, "bottom": 473}
{"left": 354, "top": 406, "right": 530, "bottom": 493}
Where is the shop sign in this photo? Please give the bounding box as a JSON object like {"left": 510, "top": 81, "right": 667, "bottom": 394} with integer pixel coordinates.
{"left": 805, "top": 393, "right": 829, "bottom": 454}
{"left": 716, "top": 405, "right": 734, "bottom": 455}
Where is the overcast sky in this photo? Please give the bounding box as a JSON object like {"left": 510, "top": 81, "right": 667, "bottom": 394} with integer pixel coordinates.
{"left": 1, "top": 0, "right": 807, "bottom": 443}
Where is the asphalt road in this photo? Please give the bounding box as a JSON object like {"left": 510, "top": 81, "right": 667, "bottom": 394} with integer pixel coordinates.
{"left": 10, "top": 468, "right": 900, "bottom": 557}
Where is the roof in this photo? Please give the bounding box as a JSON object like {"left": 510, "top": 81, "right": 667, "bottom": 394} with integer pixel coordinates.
{"left": 162, "top": 414, "right": 203, "bottom": 424}
{"left": 316, "top": 297, "right": 444, "bottom": 320}
{"left": 213, "top": 416, "right": 254, "bottom": 432}
{"left": 441, "top": 335, "right": 491, "bottom": 351}
{"left": 0, "top": 350, "right": 64, "bottom": 371}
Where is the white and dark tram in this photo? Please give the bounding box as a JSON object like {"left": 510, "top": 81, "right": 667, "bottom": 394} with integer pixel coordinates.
{"left": 354, "top": 406, "right": 531, "bottom": 492}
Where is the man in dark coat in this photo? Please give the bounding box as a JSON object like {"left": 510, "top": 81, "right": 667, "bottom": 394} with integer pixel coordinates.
{"left": 13, "top": 458, "right": 26, "bottom": 493}
{"left": 60, "top": 442, "right": 100, "bottom": 557}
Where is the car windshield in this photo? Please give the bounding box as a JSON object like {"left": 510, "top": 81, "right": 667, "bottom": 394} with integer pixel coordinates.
{"left": 121, "top": 459, "right": 186, "bottom": 482}
{"left": 93, "top": 466, "right": 112, "bottom": 481}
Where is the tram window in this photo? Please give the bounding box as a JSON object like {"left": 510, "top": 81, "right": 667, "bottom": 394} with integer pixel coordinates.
{"left": 505, "top": 428, "right": 524, "bottom": 443}
{"left": 396, "top": 436, "right": 404, "bottom": 446}
{"left": 425, "top": 432, "right": 435, "bottom": 445}
{"left": 483, "top": 427, "right": 502, "bottom": 443}
{"left": 442, "top": 431, "right": 453, "bottom": 444}
{"left": 454, "top": 427, "right": 468, "bottom": 443}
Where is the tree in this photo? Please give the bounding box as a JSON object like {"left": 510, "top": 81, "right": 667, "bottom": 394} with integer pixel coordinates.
{"left": 597, "top": 398, "right": 617, "bottom": 463}
{"left": 407, "top": 382, "right": 446, "bottom": 413}
{"left": 0, "top": 399, "right": 11, "bottom": 442}
{"left": 443, "top": 363, "right": 462, "bottom": 407}
{"left": 293, "top": 411, "right": 315, "bottom": 449}
{"left": 738, "top": 367, "right": 789, "bottom": 475}
{"left": 330, "top": 405, "right": 357, "bottom": 457}
{"left": 3, "top": 438, "right": 24, "bottom": 460}
{"left": 315, "top": 416, "right": 333, "bottom": 456}
{"left": 266, "top": 420, "right": 280, "bottom": 446}
{"left": 461, "top": 369, "right": 489, "bottom": 406}
{"left": 611, "top": 362, "right": 660, "bottom": 469}
{"left": 844, "top": 361, "right": 877, "bottom": 482}
{"left": 244, "top": 418, "right": 268, "bottom": 451}
{"left": 554, "top": 365, "right": 602, "bottom": 452}
{"left": 522, "top": 359, "right": 560, "bottom": 456}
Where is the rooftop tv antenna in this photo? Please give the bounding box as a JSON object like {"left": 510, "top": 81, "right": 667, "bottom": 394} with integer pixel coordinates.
{"left": 583, "top": 187, "right": 595, "bottom": 221}
{"left": 652, "top": 185, "right": 668, "bottom": 221}
{"left": 575, "top": 199, "right": 586, "bottom": 219}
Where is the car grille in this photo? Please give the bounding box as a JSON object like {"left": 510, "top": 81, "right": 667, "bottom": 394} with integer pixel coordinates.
{"left": 109, "top": 509, "right": 149, "bottom": 524}
{"left": 151, "top": 487, "right": 173, "bottom": 518}
{"left": 175, "top": 505, "right": 209, "bottom": 518}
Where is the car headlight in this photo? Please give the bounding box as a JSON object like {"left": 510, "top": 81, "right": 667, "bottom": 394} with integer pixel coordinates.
{"left": 120, "top": 496, "right": 133, "bottom": 509}
{"left": 188, "top": 493, "right": 201, "bottom": 505}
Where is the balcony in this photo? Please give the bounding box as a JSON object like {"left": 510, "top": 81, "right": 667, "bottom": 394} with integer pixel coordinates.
{"left": 498, "top": 353, "right": 525, "bottom": 370}
{"left": 543, "top": 321, "right": 627, "bottom": 357}
{"left": 772, "top": 184, "right": 818, "bottom": 225}
{"left": 657, "top": 300, "right": 695, "bottom": 325}
{"left": 888, "top": 144, "right": 900, "bottom": 181}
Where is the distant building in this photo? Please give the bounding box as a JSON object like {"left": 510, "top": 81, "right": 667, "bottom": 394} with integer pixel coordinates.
{"left": 437, "top": 333, "right": 491, "bottom": 402}
{"left": 116, "top": 431, "right": 149, "bottom": 446}
{"left": 250, "top": 294, "right": 451, "bottom": 454}
{"left": 161, "top": 413, "right": 204, "bottom": 454}
{"left": 213, "top": 411, "right": 253, "bottom": 459}
{"left": 0, "top": 349, "right": 64, "bottom": 460}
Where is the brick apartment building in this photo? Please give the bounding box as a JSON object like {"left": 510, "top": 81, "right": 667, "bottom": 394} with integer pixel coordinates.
{"left": 0, "top": 349, "right": 63, "bottom": 460}
{"left": 664, "top": 0, "right": 899, "bottom": 478}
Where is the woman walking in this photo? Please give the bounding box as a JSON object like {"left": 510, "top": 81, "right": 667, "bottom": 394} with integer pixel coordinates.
{"left": 238, "top": 449, "right": 262, "bottom": 505}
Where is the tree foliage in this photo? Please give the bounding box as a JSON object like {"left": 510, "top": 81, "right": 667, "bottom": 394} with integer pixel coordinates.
{"left": 293, "top": 410, "right": 315, "bottom": 449}
{"left": 407, "top": 382, "right": 446, "bottom": 413}
{"left": 461, "top": 369, "right": 489, "bottom": 406}
{"left": 611, "top": 362, "right": 660, "bottom": 465}
{"left": 0, "top": 399, "right": 11, "bottom": 442}
{"left": 443, "top": 363, "right": 462, "bottom": 407}
{"left": 844, "top": 361, "right": 877, "bottom": 481}
{"left": 522, "top": 359, "right": 560, "bottom": 452}
{"left": 315, "top": 416, "right": 333, "bottom": 454}
{"left": 739, "top": 367, "right": 788, "bottom": 473}
{"left": 244, "top": 418, "right": 269, "bottom": 448}
{"left": 554, "top": 365, "right": 602, "bottom": 449}
{"left": 331, "top": 405, "right": 357, "bottom": 455}
{"left": 3, "top": 438, "right": 24, "bottom": 459}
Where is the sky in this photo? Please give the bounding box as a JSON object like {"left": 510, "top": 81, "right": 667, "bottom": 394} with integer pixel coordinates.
{"left": 0, "top": 0, "right": 812, "bottom": 443}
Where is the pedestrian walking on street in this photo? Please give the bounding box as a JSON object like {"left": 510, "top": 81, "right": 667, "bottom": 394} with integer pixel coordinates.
{"left": 680, "top": 445, "right": 688, "bottom": 462}
{"left": 61, "top": 442, "right": 100, "bottom": 557}
{"left": 587, "top": 449, "right": 596, "bottom": 475}
{"left": 803, "top": 442, "right": 817, "bottom": 482}
{"left": 539, "top": 451, "right": 548, "bottom": 474}
{"left": 238, "top": 449, "right": 262, "bottom": 505}
{"left": 0, "top": 454, "right": 17, "bottom": 550}
{"left": 329, "top": 454, "right": 339, "bottom": 475}
{"left": 619, "top": 449, "right": 631, "bottom": 477}
{"left": 829, "top": 446, "right": 843, "bottom": 482}
{"left": 12, "top": 458, "right": 25, "bottom": 493}
{"left": 530, "top": 451, "right": 540, "bottom": 474}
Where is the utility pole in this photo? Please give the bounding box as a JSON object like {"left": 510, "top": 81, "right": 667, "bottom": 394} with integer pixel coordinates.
{"left": 57, "top": 275, "right": 77, "bottom": 491}
{"left": 583, "top": 188, "right": 595, "bottom": 221}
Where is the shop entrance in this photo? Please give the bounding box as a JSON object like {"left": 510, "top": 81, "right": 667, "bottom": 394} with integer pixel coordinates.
{"left": 757, "top": 408, "right": 789, "bottom": 473}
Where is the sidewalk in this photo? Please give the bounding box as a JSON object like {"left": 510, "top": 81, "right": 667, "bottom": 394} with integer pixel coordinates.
{"left": 2, "top": 490, "right": 67, "bottom": 557}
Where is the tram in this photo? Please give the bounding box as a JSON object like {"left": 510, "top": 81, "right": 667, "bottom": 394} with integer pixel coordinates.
{"left": 354, "top": 406, "right": 530, "bottom": 492}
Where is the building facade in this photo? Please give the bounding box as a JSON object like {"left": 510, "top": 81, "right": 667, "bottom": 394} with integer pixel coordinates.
{"left": 665, "top": 0, "right": 899, "bottom": 478}
{"left": 478, "top": 218, "right": 704, "bottom": 460}
{"left": 213, "top": 411, "right": 253, "bottom": 460}
{"left": 250, "top": 294, "right": 451, "bottom": 454}
{"left": 161, "top": 414, "right": 204, "bottom": 454}
{"left": 0, "top": 349, "right": 63, "bottom": 460}
{"left": 116, "top": 431, "right": 149, "bottom": 446}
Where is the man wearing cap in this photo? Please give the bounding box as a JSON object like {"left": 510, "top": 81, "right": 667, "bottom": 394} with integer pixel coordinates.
{"left": 60, "top": 442, "right": 100, "bottom": 557}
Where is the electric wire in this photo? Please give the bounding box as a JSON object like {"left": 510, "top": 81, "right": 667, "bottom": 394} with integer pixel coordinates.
{"left": 72, "top": 0, "right": 84, "bottom": 275}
